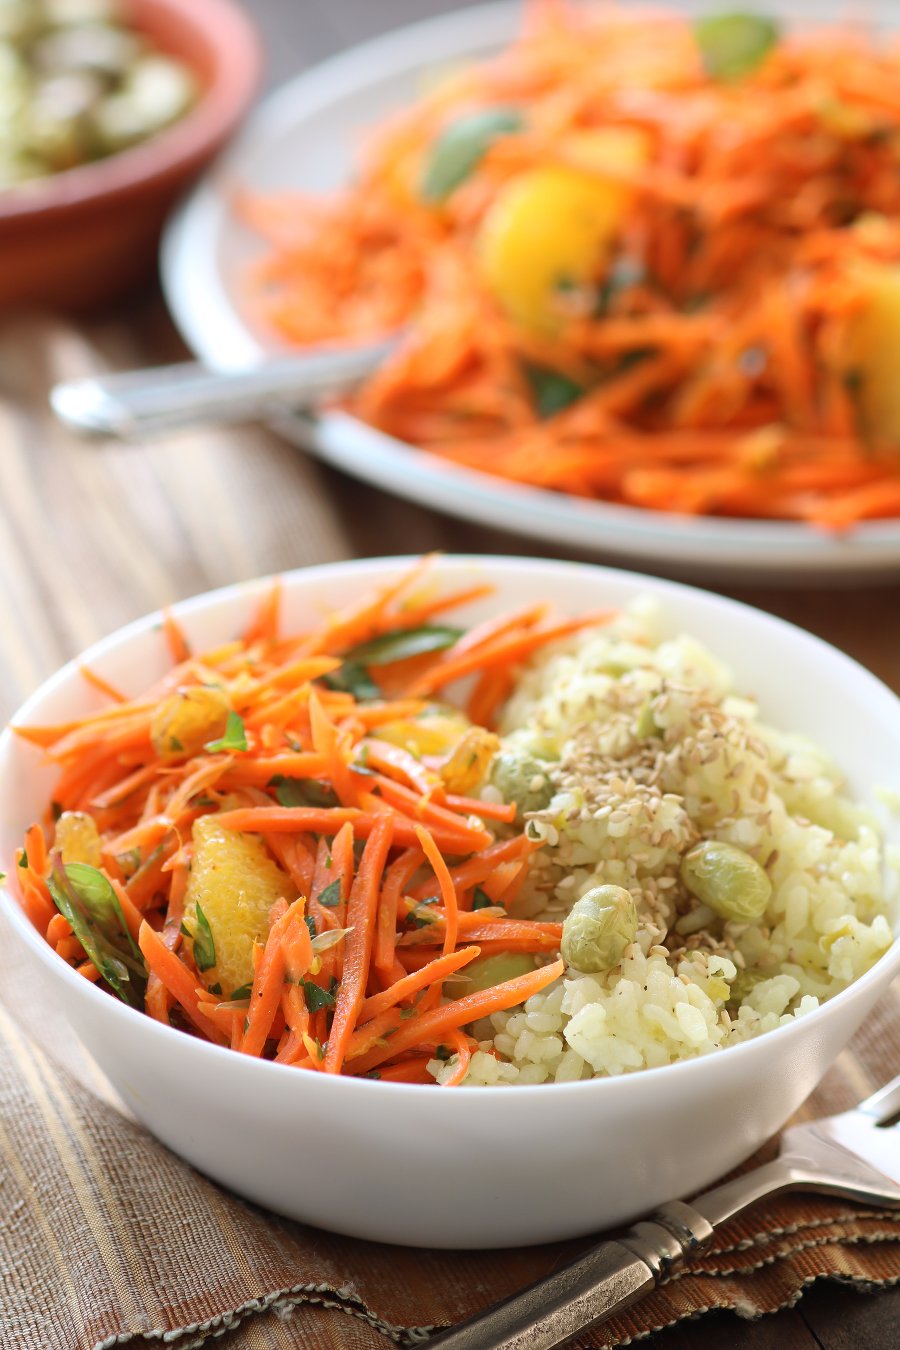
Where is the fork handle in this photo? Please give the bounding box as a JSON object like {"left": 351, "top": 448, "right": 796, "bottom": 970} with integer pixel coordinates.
{"left": 49, "top": 341, "right": 395, "bottom": 440}
{"left": 426, "top": 1201, "right": 713, "bottom": 1350}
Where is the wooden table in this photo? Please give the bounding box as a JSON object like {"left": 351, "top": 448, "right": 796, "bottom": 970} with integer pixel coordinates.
{"left": 0, "top": 1, "right": 898, "bottom": 1345}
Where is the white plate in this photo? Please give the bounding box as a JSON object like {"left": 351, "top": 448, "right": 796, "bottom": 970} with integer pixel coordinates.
{"left": 161, "top": 0, "right": 900, "bottom": 578}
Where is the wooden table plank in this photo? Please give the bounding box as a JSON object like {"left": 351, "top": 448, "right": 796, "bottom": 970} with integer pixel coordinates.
{"left": 798, "top": 1278, "right": 900, "bottom": 1349}
{"left": 642, "top": 1305, "right": 820, "bottom": 1349}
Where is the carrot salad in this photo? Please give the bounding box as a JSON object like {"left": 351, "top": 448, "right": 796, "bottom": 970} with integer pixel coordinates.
{"left": 13, "top": 559, "right": 613, "bottom": 1083}
{"left": 242, "top": 1, "right": 900, "bottom": 529}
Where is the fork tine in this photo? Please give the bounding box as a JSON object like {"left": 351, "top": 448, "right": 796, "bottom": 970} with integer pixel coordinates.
{"left": 856, "top": 1071, "right": 900, "bottom": 1123}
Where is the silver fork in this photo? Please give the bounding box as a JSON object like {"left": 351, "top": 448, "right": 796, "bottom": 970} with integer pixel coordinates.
{"left": 49, "top": 340, "right": 396, "bottom": 440}
{"left": 427, "top": 1072, "right": 900, "bottom": 1349}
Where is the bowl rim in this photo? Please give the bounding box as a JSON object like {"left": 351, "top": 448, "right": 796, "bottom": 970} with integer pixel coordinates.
{"left": 0, "top": 0, "right": 262, "bottom": 224}
{"left": 2, "top": 552, "right": 899, "bottom": 1102}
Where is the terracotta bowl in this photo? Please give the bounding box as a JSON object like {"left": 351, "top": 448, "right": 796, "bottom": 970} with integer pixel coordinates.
{"left": 0, "top": 0, "right": 261, "bottom": 312}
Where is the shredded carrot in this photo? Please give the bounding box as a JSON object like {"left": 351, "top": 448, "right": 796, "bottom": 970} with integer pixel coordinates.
{"left": 414, "top": 825, "right": 459, "bottom": 957}
{"left": 348, "top": 960, "right": 565, "bottom": 1076}
{"left": 24, "top": 823, "right": 48, "bottom": 876}
{"left": 395, "top": 582, "right": 494, "bottom": 626}
{"left": 90, "top": 762, "right": 161, "bottom": 811}
{"left": 478, "top": 860, "right": 527, "bottom": 905}
{"left": 409, "top": 834, "right": 539, "bottom": 900}
{"left": 331, "top": 819, "right": 356, "bottom": 912}
{"left": 360, "top": 944, "right": 481, "bottom": 1023}
{"left": 16, "top": 560, "right": 614, "bottom": 1088}
{"left": 300, "top": 553, "right": 439, "bottom": 657}
{"left": 362, "top": 739, "right": 443, "bottom": 800}
{"left": 109, "top": 876, "right": 145, "bottom": 942}
{"left": 467, "top": 666, "right": 516, "bottom": 729}
{"left": 161, "top": 608, "right": 191, "bottom": 664}
{"left": 373, "top": 845, "right": 424, "bottom": 978}
{"left": 373, "top": 1057, "right": 434, "bottom": 1084}
{"left": 277, "top": 983, "right": 311, "bottom": 1065}
{"left": 369, "top": 776, "right": 494, "bottom": 849}
{"left": 17, "top": 827, "right": 55, "bottom": 933}
{"left": 308, "top": 689, "right": 360, "bottom": 805}
{"left": 56, "top": 936, "right": 85, "bottom": 962}
{"left": 324, "top": 814, "right": 394, "bottom": 1074}
{"left": 442, "top": 604, "right": 548, "bottom": 662}
{"left": 17, "top": 877, "right": 56, "bottom": 932}
{"left": 266, "top": 832, "right": 316, "bottom": 898}
{"left": 242, "top": 579, "right": 282, "bottom": 646}
{"left": 441, "top": 1029, "right": 474, "bottom": 1088}
{"left": 407, "top": 611, "right": 615, "bottom": 696}
{"left": 399, "top": 915, "right": 562, "bottom": 947}
{"left": 242, "top": 900, "right": 311, "bottom": 1057}
{"left": 47, "top": 913, "right": 71, "bottom": 946}
{"left": 137, "top": 922, "right": 225, "bottom": 1044}
{"left": 443, "top": 794, "right": 516, "bottom": 824}
{"left": 78, "top": 665, "right": 126, "bottom": 703}
{"left": 216, "top": 803, "right": 489, "bottom": 854}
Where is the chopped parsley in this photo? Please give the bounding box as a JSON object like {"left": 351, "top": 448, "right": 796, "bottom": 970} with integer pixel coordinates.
{"left": 191, "top": 901, "right": 217, "bottom": 972}
{"left": 301, "top": 981, "right": 335, "bottom": 1013}
{"left": 347, "top": 624, "right": 463, "bottom": 666}
{"left": 269, "top": 775, "right": 339, "bottom": 809}
{"left": 523, "top": 363, "right": 585, "bottom": 419}
{"left": 317, "top": 879, "right": 342, "bottom": 907}
{"left": 204, "top": 711, "right": 247, "bottom": 754}
{"left": 695, "top": 12, "right": 780, "bottom": 82}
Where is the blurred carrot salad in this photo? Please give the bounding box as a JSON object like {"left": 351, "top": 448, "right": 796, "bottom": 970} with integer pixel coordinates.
{"left": 244, "top": 1, "right": 900, "bottom": 528}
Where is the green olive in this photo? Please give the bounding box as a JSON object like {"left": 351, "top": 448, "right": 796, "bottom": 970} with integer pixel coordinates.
{"left": 447, "top": 952, "right": 537, "bottom": 998}
{"left": 561, "top": 885, "right": 637, "bottom": 973}
{"left": 489, "top": 749, "right": 555, "bottom": 820}
{"left": 680, "top": 840, "right": 772, "bottom": 922}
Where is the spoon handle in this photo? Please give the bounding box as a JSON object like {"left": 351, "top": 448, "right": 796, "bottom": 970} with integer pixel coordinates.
{"left": 49, "top": 340, "right": 396, "bottom": 439}
{"left": 425, "top": 1201, "right": 713, "bottom": 1350}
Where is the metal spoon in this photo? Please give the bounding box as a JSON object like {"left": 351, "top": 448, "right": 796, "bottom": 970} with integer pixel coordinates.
{"left": 49, "top": 338, "right": 397, "bottom": 439}
{"left": 425, "top": 1071, "right": 900, "bottom": 1348}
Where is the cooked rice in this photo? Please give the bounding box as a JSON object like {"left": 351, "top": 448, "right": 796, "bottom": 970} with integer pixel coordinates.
{"left": 429, "top": 601, "right": 897, "bottom": 1086}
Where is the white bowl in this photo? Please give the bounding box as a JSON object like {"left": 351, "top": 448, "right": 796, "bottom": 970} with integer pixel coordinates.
{"left": 2, "top": 556, "right": 899, "bottom": 1249}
